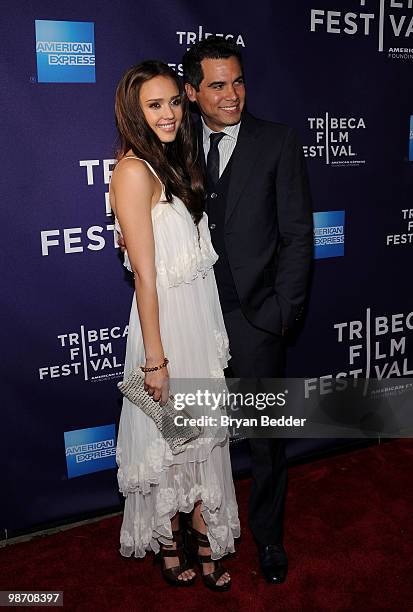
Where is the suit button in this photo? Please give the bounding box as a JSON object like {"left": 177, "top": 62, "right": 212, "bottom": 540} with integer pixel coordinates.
{"left": 209, "top": 223, "right": 216, "bottom": 230}
{"left": 210, "top": 193, "right": 218, "bottom": 199}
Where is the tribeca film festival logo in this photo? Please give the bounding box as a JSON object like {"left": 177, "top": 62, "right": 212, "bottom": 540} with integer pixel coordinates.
{"left": 35, "top": 20, "right": 95, "bottom": 83}
{"left": 386, "top": 207, "right": 413, "bottom": 245}
{"left": 168, "top": 26, "right": 246, "bottom": 76}
{"left": 313, "top": 211, "right": 345, "bottom": 259}
{"left": 310, "top": 1, "right": 413, "bottom": 61}
{"left": 305, "top": 308, "right": 413, "bottom": 397}
{"left": 39, "top": 324, "right": 128, "bottom": 383}
{"left": 64, "top": 424, "right": 116, "bottom": 478}
{"left": 40, "top": 158, "right": 117, "bottom": 256}
{"left": 303, "top": 114, "right": 366, "bottom": 166}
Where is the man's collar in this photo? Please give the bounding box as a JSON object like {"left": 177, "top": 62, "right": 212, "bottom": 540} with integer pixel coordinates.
{"left": 201, "top": 116, "right": 241, "bottom": 144}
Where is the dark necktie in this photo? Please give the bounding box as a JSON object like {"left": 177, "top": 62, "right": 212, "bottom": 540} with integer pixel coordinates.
{"left": 206, "top": 132, "right": 224, "bottom": 187}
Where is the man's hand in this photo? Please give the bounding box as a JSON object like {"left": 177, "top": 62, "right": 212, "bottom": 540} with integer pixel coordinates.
{"left": 117, "top": 231, "right": 126, "bottom": 252}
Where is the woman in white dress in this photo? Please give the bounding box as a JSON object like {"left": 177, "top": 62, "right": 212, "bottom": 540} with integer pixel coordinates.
{"left": 110, "top": 61, "right": 240, "bottom": 591}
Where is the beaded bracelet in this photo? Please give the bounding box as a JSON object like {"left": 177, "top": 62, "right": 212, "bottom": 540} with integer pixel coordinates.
{"left": 140, "top": 357, "right": 169, "bottom": 373}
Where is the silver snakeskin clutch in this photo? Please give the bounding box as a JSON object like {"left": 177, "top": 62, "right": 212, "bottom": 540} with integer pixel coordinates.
{"left": 117, "top": 369, "right": 201, "bottom": 454}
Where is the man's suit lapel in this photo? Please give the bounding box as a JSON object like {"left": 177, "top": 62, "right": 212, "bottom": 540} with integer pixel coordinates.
{"left": 225, "top": 112, "right": 260, "bottom": 224}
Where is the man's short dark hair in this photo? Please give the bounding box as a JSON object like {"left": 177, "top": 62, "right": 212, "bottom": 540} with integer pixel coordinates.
{"left": 183, "top": 37, "right": 244, "bottom": 91}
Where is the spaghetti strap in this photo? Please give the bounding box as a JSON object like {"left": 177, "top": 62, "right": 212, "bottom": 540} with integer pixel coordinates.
{"left": 115, "top": 155, "right": 166, "bottom": 213}
{"left": 120, "top": 156, "right": 163, "bottom": 186}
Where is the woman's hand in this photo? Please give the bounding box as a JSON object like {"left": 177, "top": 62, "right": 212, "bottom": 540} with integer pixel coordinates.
{"left": 144, "top": 365, "right": 170, "bottom": 406}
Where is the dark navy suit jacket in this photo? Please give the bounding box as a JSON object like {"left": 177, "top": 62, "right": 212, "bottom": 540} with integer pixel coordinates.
{"left": 198, "top": 111, "right": 313, "bottom": 336}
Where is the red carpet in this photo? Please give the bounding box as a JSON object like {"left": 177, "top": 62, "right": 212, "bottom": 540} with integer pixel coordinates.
{"left": 1, "top": 440, "right": 413, "bottom": 611}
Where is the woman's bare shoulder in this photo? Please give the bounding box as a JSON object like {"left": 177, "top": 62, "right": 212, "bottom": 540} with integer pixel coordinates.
{"left": 110, "top": 155, "right": 156, "bottom": 217}
{"left": 113, "top": 154, "right": 153, "bottom": 183}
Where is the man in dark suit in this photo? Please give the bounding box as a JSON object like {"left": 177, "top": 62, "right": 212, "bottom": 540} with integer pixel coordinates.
{"left": 183, "top": 38, "right": 313, "bottom": 584}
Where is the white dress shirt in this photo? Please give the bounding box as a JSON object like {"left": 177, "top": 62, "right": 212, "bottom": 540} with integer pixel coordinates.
{"left": 202, "top": 118, "right": 241, "bottom": 178}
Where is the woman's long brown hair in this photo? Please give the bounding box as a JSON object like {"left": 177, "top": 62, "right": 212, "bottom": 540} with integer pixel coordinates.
{"left": 115, "top": 60, "right": 204, "bottom": 225}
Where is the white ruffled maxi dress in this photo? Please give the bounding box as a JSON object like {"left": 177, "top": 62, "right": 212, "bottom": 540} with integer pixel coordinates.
{"left": 115, "top": 159, "right": 240, "bottom": 559}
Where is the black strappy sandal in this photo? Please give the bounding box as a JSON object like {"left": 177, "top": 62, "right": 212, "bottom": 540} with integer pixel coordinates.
{"left": 156, "top": 528, "right": 196, "bottom": 587}
{"left": 186, "top": 524, "right": 231, "bottom": 592}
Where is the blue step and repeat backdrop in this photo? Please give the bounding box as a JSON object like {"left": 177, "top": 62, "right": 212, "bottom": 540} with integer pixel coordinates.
{"left": 2, "top": 0, "right": 412, "bottom": 534}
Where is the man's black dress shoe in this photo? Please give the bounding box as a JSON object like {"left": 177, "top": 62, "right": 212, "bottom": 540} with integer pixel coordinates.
{"left": 257, "top": 543, "right": 288, "bottom": 584}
